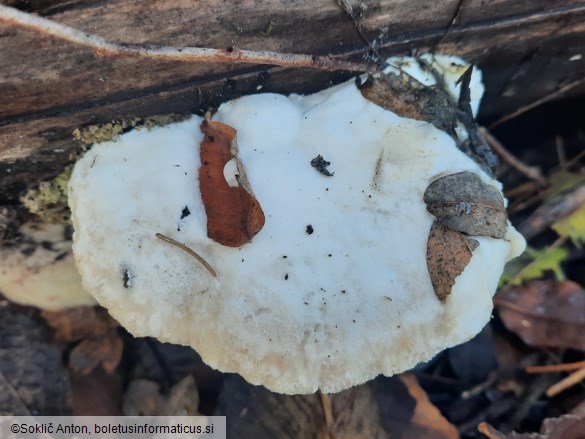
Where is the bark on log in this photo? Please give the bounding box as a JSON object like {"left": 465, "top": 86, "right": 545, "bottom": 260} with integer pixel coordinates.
{"left": 0, "top": 0, "right": 584, "bottom": 202}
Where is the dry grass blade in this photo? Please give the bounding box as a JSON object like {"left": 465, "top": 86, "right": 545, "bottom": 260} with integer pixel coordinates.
{"left": 477, "top": 422, "right": 507, "bottom": 439}
{"left": 526, "top": 361, "right": 585, "bottom": 374}
{"left": 546, "top": 368, "right": 585, "bottom": 397}
{"left": 517, "top": 186, "right": 585, "bottom": 240}
{"left": 480, "top": 127, "right": 547, "bottom": 185}
{"left": 155, "top": 233, "right": 217, "bottom": 278}
{"left": 489, "top": 78, "right": 585, "bottom": 129}
{"left": 319, "top": 391, "right": 335, "bottom": 439}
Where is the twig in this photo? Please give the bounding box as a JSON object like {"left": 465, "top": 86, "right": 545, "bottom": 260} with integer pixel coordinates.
{"left": 0, "top": 370, "right": 32, "bottom": 415}
{"left": 561, "top": 148, "right": 585, "bottom": 171}
{"left": 489, "top": 78, "right": 585, "bottom": 129}
{"left": 546, "top": 367, "right": 585, "bottom": 397}
{"left": 336, "top": 0, "right": 387, "bottom": 68}
{"left": 155, "top": 233, "right": 217, "bottom": 278}
{"left": 517, "top": 185, "right": 585, "bottom": 240}
{"left": 502, "top": 373, "right": 556, "bottom": 431}
{"left": 461, "top": 373, "right": 498, "bottom": 399}
{"left": 477, "top": 422, "right": 507, "bottom": 439}
{"left": 319, "top": 391, "right": 335, "bottom": 439}
{"left": 555, "top": 136, "right": 567, "bottom": 169}
{"left": 432, "top": 0, "right": 466, "bottom": 52}
{"left": 505, "top": 181, "right": 540, "bottom": 199}
{"left": 0, "top": 5, "right": 376, "bottom": 73}
{"left": 480, "top": 127, "right": 547, "bottom": 185}
{"left": 526, "top": 360, "right": 585, "bottom": 374}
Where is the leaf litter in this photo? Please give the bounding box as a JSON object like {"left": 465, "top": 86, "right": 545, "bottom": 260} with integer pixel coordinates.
{"left": 424, "top": 172, "right": 507, "bottom": 301}
{"left": 495, "top": 280, "right": 585, "bottom": 351}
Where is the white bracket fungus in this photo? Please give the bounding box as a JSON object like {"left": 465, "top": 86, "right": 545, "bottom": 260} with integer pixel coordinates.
{"left": 68, "top": 56, "right": 525, "bottom": 394}
{"left": 0, "top": 222, "right": 96, "bottom": 310}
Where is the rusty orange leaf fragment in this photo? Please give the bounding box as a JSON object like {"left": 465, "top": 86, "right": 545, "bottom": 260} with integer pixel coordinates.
{"left": 199, "top": 119, "right": 265, "bottom": 247}
{"left": 427, "top": 222, "right": 478, "bottom": 302}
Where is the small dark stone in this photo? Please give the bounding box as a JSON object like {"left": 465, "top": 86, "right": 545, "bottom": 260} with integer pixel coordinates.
{"left": 306, "top": 225, "right": 314, "bottom": 235}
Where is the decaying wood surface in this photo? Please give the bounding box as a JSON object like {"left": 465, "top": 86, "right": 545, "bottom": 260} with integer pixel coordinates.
{"left": 0, "top": 0, "right": 584, "bottom": 202}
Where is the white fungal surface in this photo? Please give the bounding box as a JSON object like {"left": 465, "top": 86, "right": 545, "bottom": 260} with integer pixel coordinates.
{"left": 69, "top": 56, "right": 525, "bottom": 394}
{"left": 0, "top": 222, "right": 96, "bottom": 309}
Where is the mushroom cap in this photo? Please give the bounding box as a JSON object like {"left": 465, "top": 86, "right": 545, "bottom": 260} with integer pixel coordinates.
{"left": 69, "top": 66, "right": 525, "bottom": 394}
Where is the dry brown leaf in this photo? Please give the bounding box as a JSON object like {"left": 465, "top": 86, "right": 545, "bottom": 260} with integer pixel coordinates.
{"left": 123, "top": 375, "right": 199, "bottom": 416}
{"left": 42, "top": 306, "right": 123, "bottom": 375}
{"left": 199, "top": 119, "right": 265, "bottom": 247}
{"left": 424, "top": 172, "right": 507, "bottom": 239}
{"left": 357, "top": 73, "right": 459, "bottom": 137}
{"left": 398, "top": 374, "right": 460, "bottom": 439}
{"left": 41, "top": 306, "right": 119, "bottom": 341}
{"left": 495, "top": 280, "right": 585, "bottom": 350}
{"left": 69, "top": 331, "right": 123, "bottom": 375}
{"left": 427, "top": 222, "right": 478, "bottom": 302}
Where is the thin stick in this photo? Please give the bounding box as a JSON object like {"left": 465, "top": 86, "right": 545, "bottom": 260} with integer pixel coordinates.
{"left": 319, "top": 391, "right": 335, "bottom": 439}
{"left": 479, "top": 127, "right": 547, "bottom": 185}
{"left": 0, "top": 5, "right": 376, "bottom": 73}
{"left": 336, "top": 0, "right": 386, "bottom": 69}
{"left": 489, "top": 78, "right": 585, "bottom": 129}
{"left": 477, "top": 422, "right": 507, "bottom": 439}
{"left": 546, "top": 367, "right": 585, "bottom": 397}
{"left": 526, "top": 360, "right": 585, "bottom": 374}
{"left": 555, "top": 136, "right": 567, "bottom": 169}
{"left": 156, "top": 233, "right": 217, "bottom": 278}
{"left": 517, "top": 186, "right": 585, "bottom": 240}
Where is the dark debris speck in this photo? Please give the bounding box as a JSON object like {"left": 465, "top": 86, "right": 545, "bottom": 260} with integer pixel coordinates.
{"left": 123, "top": 269, "right": 131, "bottom": 289}
{"left": 310, "top": 155, "right": 334, "bottom": 176}
{"left": 180, "top": 206, "right": 191, "bottom": 219}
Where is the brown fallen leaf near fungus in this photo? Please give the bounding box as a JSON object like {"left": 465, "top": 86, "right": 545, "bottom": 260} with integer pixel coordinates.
{"left": 494, "top": 280, "right": 585, "bottom": 350}
{"left": 199, "top": 119, "right": 265, "bottom": 247}
{"left": 42, "top": 306, "right": 123, "bottom": 375}
{"left": 42, "top": 306, "right": 118, "bottom": 341}
{"left": 358, "top": 73, "right": 458, "bottom": 132}
{"left": 424, "top": 172, "right": 511, "bottom": 302}
{"left": 424, "top": 172, "right": 508, "bottom": 239}
{"left": 427, "top": 222, "right": 479, "bottom": 302}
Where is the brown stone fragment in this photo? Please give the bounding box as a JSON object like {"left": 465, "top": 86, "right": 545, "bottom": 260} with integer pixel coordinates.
{"left": 199, "top": 119, "right": 265, "bottom": 247}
